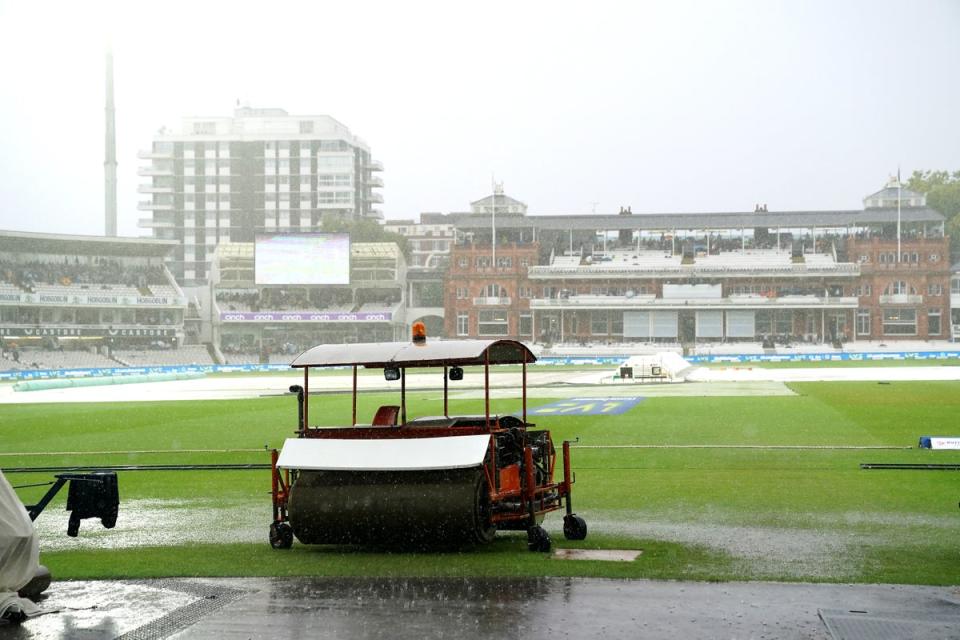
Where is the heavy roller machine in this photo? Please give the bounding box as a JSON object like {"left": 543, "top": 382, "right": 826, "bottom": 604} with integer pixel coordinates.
{"left": 269, "top": 324, "right": 586, "bottom": 552}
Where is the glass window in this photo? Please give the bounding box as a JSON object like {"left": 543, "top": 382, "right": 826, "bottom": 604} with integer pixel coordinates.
{"left": 927, "top": 283, "right": 942, "bottom": 296}
{"left": 611, "top": 311, "right": 623, "bottom": 335}
{"left": 519, "top": 313, "right": 532, "bottom": 337}
{"left": 316, "top": 155, "right": 353, "bottom": 170}
{"left": 928, "top": 309, "right": 942, "bottom": 335}
{"left": 856, "top": 309, "right": 871, "bottom": 336}
{"left": 317, "top": 174, "right": 352, "bottom": 187}
{"left": 485, "top": 283, "right": 503, "bottom": 299}
{"left": 882, "top": 308, "right": 917, "bottom": 335}
{"left": 591, "top": 311, "right": 608, "bottom": 335}
{"left": 885, "top": 281, "right": 908, "bottom": 295}
{"left": 478, "top": 310, "right": 509, "bottom": 336}
{"left": 457, "top": 313, "right": 469, "bottom": 336}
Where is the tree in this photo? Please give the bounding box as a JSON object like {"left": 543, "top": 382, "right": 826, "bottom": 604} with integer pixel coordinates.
{"left": 319, "top": 215, "right": 410, "bottom": 260}
{"left": 906, "top": 170, "right": 960, "bottom": 260}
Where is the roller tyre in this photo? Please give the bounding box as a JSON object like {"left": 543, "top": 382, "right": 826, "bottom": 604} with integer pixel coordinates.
{"left": 563, "top": 514, "right": 588, "bottom": 541}
{"left": 269, "top": 522, "right": 294, "bottom": 549}
{"left": 527, "top": 525, "right": 551, "bottom": 552}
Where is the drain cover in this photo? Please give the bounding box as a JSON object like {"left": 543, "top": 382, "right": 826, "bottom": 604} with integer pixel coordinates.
{"left": 116, "top": 580, "right": 248, "bottom": 640}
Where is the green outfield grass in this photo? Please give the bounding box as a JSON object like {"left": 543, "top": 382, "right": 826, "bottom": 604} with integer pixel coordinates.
{"left": 3, "top": 380, "right": 959, "bottom": 584}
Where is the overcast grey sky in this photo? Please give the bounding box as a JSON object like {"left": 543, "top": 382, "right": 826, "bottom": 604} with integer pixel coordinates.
{"left": 0, "top": 0, "right": 957, "bottom": 237}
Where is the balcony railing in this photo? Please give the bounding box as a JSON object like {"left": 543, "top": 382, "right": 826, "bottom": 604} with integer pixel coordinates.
{"left": 138, "top": 149, "right": 174, "bottom": 160}
{"left": 367, "top": 159, "right": 384, "bottom": 171}
{"left": 137, "top": 202, "right": 173, "bottom": 211}
{"left": 138, "top": 167, "right": 174, "bottom": 177}
{"left": 473, "top": 296, "right": 511, "bottom": 306}
{"left": 138, "top": 217, "right": 175, "bottom": 228}
{"left": 530, "top": 295, "right": 858, "bottom": 309}
{"left": 527, "top": 262, "right": 859, "bottom": 279}
{"left": 137, "top": 185, "right": 174, "bottom": 194}
{"left": 878, "top": 294, "right": 924, "bottom": 305}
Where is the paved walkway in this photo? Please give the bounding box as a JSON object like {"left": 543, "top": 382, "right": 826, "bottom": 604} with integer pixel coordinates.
{"left": 5, "top": 577, "right": 959, "bottom": 639}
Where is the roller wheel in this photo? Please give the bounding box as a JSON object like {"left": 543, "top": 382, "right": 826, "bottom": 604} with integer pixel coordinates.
{"left": 563, "top": 514, "right": 588, "bottom": 541}
{"left": 269, "top": 522, "right": 294, "bottom": 549}
{"left": 527, "top": 525, "right": 551, "bottom": 552}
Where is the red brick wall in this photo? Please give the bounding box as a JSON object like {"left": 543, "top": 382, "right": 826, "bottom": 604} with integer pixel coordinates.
{"left": 444, "top": 242, "right": 539, "bottom": 338}
{"left": 846, "top": 237, "right": 951, "bottom": 339}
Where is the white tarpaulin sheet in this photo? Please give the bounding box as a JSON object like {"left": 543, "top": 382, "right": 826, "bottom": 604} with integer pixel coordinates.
{"left": 0, "top": 471, "right": 40, "bottom": 618}
{"left": 277, "top": 434, "right": 491, "bottom": 471}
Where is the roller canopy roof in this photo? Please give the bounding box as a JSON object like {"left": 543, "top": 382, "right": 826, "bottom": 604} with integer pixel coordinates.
{"left": 291, "top": 339, "right": 536, "bottom": 368}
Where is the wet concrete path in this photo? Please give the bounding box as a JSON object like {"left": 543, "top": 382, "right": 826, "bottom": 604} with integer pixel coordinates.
{"left": 4, "top": 577, "right": 959, "bottom": 639}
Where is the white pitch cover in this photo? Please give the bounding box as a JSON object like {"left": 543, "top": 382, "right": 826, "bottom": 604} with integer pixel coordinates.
{"left": 0, "top": 471, "right": 41, "bottom": 619}
{"left": 277, "top": 434, "right": 491, "bottom": 471}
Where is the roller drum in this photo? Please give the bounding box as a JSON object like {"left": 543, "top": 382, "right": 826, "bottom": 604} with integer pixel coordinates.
{"left": 288, "top": 466, "right": 495, "bottom": 545}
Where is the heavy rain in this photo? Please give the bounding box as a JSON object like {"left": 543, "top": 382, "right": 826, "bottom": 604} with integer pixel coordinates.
{"left": 1, "top": 1, "right": 959, "bottom": 637}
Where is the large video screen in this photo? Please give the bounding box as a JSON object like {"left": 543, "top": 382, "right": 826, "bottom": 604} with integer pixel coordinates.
{"left": 255, "top": 233, "right": 350, "bottom": 285}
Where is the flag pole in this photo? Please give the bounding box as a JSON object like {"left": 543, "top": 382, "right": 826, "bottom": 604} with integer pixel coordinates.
{"left": 896, "top": 167, "right": 901, "bottom": 263}
{"left": 491, "top": 174, "right": 496, "bottom": 270}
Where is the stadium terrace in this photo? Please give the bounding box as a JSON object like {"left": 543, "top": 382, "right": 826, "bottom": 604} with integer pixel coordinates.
{"left": 1, "top": 179, "right": 959, "bottom": 371}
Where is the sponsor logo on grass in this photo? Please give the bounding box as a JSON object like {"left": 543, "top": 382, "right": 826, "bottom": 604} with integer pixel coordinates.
{"left": 526, "top": 397, "right": 645, "bottom": 416}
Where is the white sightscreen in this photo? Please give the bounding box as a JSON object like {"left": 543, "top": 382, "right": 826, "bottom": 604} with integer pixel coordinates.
{"left": 726, "top": 310, "right": 756, "bottom": 338}
{"left": 623, "top": 311, "right": 651, "bottom": 338}
{"left": 696, "top": 310, "right": 724, "bottom": 338}
{"left": 651, "top": 311, "right": 678, "bottom": 338}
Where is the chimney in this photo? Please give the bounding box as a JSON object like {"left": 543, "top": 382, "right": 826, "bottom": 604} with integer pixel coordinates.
{"left": 104, "top": 49, "right": 117, "bottom": 237}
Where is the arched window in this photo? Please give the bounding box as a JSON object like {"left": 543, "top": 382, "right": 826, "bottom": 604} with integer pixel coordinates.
{"left": 485, "top": 283, "right": 505, "bottom": 298}
{"left": 884, "top": 281, "right": 916, "bottom": 295}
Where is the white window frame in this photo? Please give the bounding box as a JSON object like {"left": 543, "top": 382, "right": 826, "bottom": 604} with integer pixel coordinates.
{"left": 927, "top": 309, "right": 942, "bottom": 335}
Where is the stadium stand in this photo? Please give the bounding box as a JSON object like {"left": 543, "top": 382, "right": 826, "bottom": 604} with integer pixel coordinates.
{"left": 112, "top": 345, "right": 215, "bottom": 367}
{"left": 0, "top": 230, "right": 199, "bottom": 373}
{"left": 0, "top": 346, "right": 119, "bottom": 370}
